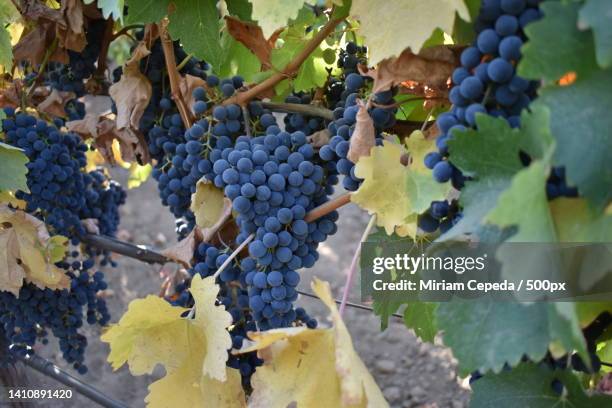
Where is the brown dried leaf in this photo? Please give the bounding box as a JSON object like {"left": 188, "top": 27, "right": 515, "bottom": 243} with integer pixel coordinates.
{"left": 0, "top": 80, "right": 23, "bottom": 109}
{"left": 347, "top": 100, "right": 375, "bottom": 163}
{"left": 225, "top": 16, "right": 272, "bottom": 68}
{"left": 13, "top": 24, "right": 51, "bottom": 66}
{"left": 179, "top": 74, "right": 207, "bottom": 116}
{"left": 0, "top": 205, "right": 70, "bottom": 295}
{"left": 57, "top": 0, "right": 86, "bottom": 52}
{"left": 161, "top": 227, "right": 201, "bottom": 268}
{"left": 201, "top": 198, "right": 233, "bottom": 244}
{"left": 110, "top": 43, "right": 152, "bottom": 132}
{"left": 19, "top": 1, "right": 64, "bottom": 24}
{"left": 361, "top": 46, "right": 457, "bottom": 95}
{"left": 307, "top": 128, "right": 331, "bottom": 148}
{"left": 37, "top": 89, "right": 77, "bottom": 118}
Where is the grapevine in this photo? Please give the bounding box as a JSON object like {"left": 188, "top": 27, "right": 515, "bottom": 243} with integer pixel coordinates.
{"left": 0, "top": 0, "right": 610, "bottom": 407}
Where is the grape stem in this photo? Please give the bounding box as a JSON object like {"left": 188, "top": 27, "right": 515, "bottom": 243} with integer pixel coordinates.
{"left": 241, "top": 105, "right": 252, "bottom": 137}
{"left": 158, "top": 20, "right": 193, "bottom": 128}
{"left": 304, "top": 193, "right": 350, "bottom": 223}
{"left": 212, "top": 233, "right": 255, "bottom": 279}
{"left": 339, "top": 214, "right": 377, "bottom": 316}
{"left": 261, "top": 101, "right": 333, "bottom": 120}
{"left": 223, "top": 13, "right": 343, "bottom": 106}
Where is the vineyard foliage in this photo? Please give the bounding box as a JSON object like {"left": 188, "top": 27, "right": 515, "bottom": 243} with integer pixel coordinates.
{"left": 0, "top": 0, "right": 611, "bottom": 406}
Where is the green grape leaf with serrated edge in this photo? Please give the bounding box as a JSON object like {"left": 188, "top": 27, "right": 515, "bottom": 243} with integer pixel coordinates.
{"left": 249, "top": 0, "right": 317, "bottom": 39}
{"left": 519, "top": 1, "right": 598, "bottom": 82}
{"left": 578, "top": 0, "right": 612, "bottom": 69}
{"left": 470, "top": 362, "right": 612, "bottom": 407}
{"left": 403, "top": 302, "right": 438, "bottom": 343}
{"left": 437, "top": 299, "right": 586, "bottom": 376}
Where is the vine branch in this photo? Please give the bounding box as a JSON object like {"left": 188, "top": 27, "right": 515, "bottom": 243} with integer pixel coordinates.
{"left": 223, "top": 14, "right": 344, "bottom": 106}
{"left": 158, "top": 20, "right": 192, "bottom": 128}
{"left": 94, "top": 18, "right": 115, "bottom": 77}
{"left": 261, "top": 102, "right": 333, "bottom": 120}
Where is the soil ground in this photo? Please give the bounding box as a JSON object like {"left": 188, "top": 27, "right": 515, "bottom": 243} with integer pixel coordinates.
{"left": 16, "top": 172, "right": 471, "bottom": 408}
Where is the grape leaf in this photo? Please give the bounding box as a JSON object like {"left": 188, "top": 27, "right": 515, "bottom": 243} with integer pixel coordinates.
{"left": 237, "top": 278, "right": 388, "bottom": 407}
{"left": 0, "top": 206, "right": 69, "bottom": 295}
{"left": 191, "top": 179, "right": 231, "bottom": 229}
{"left": 534, "top": 68, "right": 612, "bottom": 209}
{"left": 351, "top": 141, "right": 448, "bottom": 235}
{"left": 101, "top": 275, "right": 246, "bottom": 406}
{"left": 519, "top": 1, "right": 598, "bottom": 82}
{"left": 350, "top": 0, "right": 470, "bottom": 65}
{"left": 404, "top": 130, "right": 436, "bottom": 174}
{"left": 579, "top": 0, "right": 612, "bottom": 68}
{"left": 448, "top": 116, "right": 528, "bottom": 179}
{"left": 84, "top": 0, "right": 124, "bottom": 22}
{"left": 403, "top": 302, "right": 438, "bottom": 343}
{"left": 124, "top": 0, "right": 168, "bottom": 25}
{"left": 226, "top": 0, "right": 253, "bottom": 21}
{"left": 485, "top": 161, "right": 555, "bottom": 242}
{"left": 249, "top": 0, "right": 317, "bottom": 39}
{"left": 470, "top": 362, "right": 612, "bottom": 408}
{"left": 0, "top": 142, "right": 29, "bottom": 192}
{"left": 127, "top": 163, "right": 152, "bottom": 189}
{"left": 167, "top": 0, "right": 224, "bottom": 70}
{"left": 437, "top": 299, "right": 586, "bottom": 376}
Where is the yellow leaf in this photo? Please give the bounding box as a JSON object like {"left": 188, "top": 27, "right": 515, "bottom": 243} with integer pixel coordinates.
{"left": 351, "top": 141, "right": 411, "bottom": 235}
{"left": 404, "top": 130, "right": 437, "bottom": 174}
{"left": 351, "top": 141, "right": 449, "bottom": 235}
{"left": 190, "top": 179, "right": 231, "bottom": 229}
{"left": 101, "top": 275, "right": 245, "bottom": 407}
{"left": 0, "top": 205, "right": 69, "bottom": 295}
{"left": 127, "top": 163, "right": 152, "bottom": 189}
{"left": 351, "top": 0, "right": 469, "bottom": 65}
{"left": 238, "top": 278, "right": 387, "bottom": 408}
{"left": 0, "top": 191, "right": 26, "bottom": 209}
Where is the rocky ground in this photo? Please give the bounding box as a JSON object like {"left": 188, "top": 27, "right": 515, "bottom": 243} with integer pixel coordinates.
{"left": 15, "top": 172, "right": 470, "bottom": 407}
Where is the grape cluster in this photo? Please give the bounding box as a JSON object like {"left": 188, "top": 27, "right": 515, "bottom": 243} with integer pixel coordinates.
{"left": 3, "top": 110, "right": 90, "bottom": 243}
{"left": 0, "top": 258, "right": 110, "bottom": 374}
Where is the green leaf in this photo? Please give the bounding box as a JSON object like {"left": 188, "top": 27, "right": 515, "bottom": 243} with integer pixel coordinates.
{"left": 0, "top": 142, "right": 29, "bottom": 192}
{"left": 519, "top": 1, "right": 598, "bottom": 82}
{"left": 405, "top": 171, "right": 449, "bottom": 214}
{"left": 168, "top": 0, "right": 224, "bottom": 70}
{"left": 226, "top": 0, "right": 253, "bottom": 21}
{"left": 579, "top": 0, "right": 612, "bottom": 69}
{"left": 534, "top": 68, "right": 612, "bottom": 208}
{"left": 438, "top": 178, "right": 510, "bottom": 240}
{"left": 249, "top": 0, "right": 316, "bottom": 39}
{"left": 85, "top": 0, "right": 124, "bottom": 22}
{"left": 350, "top": 0, "right": 469, "bottom": 65}
{"left": 293, "top": 46, "right": 328, "bottom": 92}
{"left": 485, "top": 161, "right": 555, "bottom": 242}
{"left": 437, "top": 300, "right": 586, "bottom": 376}
{"left": 216, "top": 35, "right": 261, "bottom": 82}
{"left": 403, "top": 302, "right": 437, "bottom": 343}
{"left": 124, "top": 0, "right": 168, "bottom": 24}
{"left": 470, "top": 362, "right": 612, "bottom": 408}
{"left": 449, "top": 115, "right": 525, "bottom": 179}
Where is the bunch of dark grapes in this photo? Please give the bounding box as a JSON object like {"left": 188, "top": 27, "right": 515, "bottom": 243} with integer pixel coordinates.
{"left": 1, "top": 108, "right": 124, "bottom": 372}
{"left": 3, "top": 110, "right": 90, "bottom": 243}
{"left": 0, "top": 258, "right": 110, "bottom": 374}
{"left": 420, "top": 0, "right": 547, "bottom": 234}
